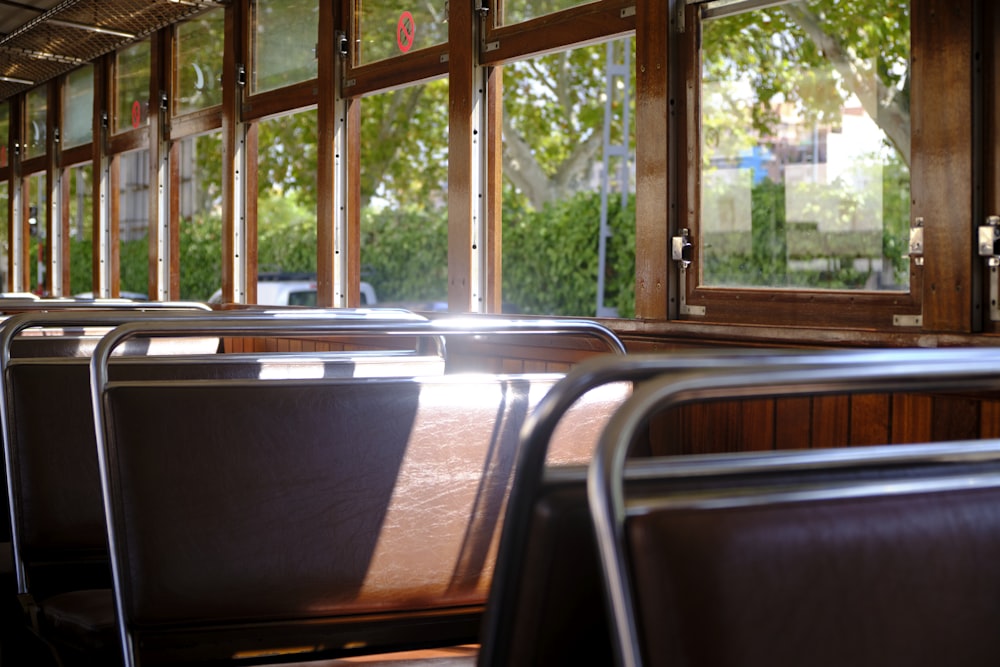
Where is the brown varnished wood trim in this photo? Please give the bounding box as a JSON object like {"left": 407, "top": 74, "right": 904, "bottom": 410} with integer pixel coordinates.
{"left": 45, "top": 79, "right": 58, "bottom": 295}
{"left": 109, "top": 151, "right": 121, "bottom": 296}
{"left": 90, "top": 56, "right": 107, "bottom": 295}
{"left": 634, "top": 0, "right": 672, "bottom": 319}
{"left": 168, "top": 139, "right": 181, "bottom": 299}
{"left": 447, "top": 0, "right": 475, "bottom": 311}
{"left": 60, "top": 144, "right": 91, "bottom": 169}
{"left": 148, "top": 31, "right": 166, "bottom": 300}
{"left": 242, "top": 80, "right": 319, "bottom": 121}
{"left": 678, "top": 2, "right": 928, "bottom": 330}
{"left": 344, "top": 47, "right": 448, "bottom": 99}
{"left": 316, "top": 0, "right": 337, "bottom": 307}
{"left": 481, "top": 0, "right": 635, "bottom": 67}
{"left": 913, "top": 0, "right": 975, "bottom": 332}
{"left": 485, "top": 64, "right": 503, "bottom": 313}
{"left": 169, "top": 109, "right": 222, "bottom": 140}
{"left": 346, "top": 97, "right": 361, "bottom": 306}
{"left": 220, "top": 1, "right": 243, "bottom": 304}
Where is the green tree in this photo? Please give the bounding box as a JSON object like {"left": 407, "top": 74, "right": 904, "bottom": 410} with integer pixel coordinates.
{"left": 703, "top": 0, "right": 910, "bottom": 166}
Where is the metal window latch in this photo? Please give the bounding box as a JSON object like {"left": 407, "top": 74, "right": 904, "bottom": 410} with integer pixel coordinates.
{"left": 909, "top": 217, "right": 924, "bottom": 266}
{"left": 672, "top": 228, "right": 693, "bottom": 269}
{"left": 236, "top": 64, "right": 247, "bottom": 87}
{"left": 337, "top": 32, "right": 348, "bottom": 57}
{"left": 979, "top": 215, "right": 1000, "bottom": 266}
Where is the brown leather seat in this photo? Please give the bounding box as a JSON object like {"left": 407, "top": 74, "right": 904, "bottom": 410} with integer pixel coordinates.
{"left": 96, "top": 371, "right": 625, "bottom": 665}
{"left": 589, "top": 358, "right": 1000, "bottom": 667}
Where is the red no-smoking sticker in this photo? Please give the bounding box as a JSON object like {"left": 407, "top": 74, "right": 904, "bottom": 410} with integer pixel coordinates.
{"left": 397, "top": 11, "right": 416, "bottom": 53}
{"left": 131, "top": 100, "right": 142, "bottom": 128}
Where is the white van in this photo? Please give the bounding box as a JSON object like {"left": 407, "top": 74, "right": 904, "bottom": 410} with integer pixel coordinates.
{"left": 209, "top": 276, "right": 377, "bottom": 306}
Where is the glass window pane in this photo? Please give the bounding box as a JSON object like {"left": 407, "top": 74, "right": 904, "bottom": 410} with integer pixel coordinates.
{"left": 179, "top": 132, "right": 223, "bottom": 300}
{"left": 256, "top": 110, "right": 317, "bottom": 302}
{"left": 24, "top": 87, "right": 47, "bottom": 160}
{"left": 116, "top": 41, "right": 150, "bottom": 134}
{"left": 63, "top": 65, "right": 93, "bottom": 148}
{"left": 700, "top": 0, "right": 910, "bottom": 291}
{"left": 500, "top": 0, "right": 597, "bottom": 25}
{"left": 502, "top": 39, "right": 636, "bottom": 317}
{"left": 119, "top": 150, "right": 149, "bottom": 297}
{"left": 360, "top": 80, "right": 449, "bottom": 309}
{"left": 251, "top": 0, "right": 318, "bottom": 94}
{"left": 176, "top": 10, "right": 225, "bottom": 114}
{"left": 27, "top": 173, "right": 46, "bottom": 293}
{"left": 354, "top": 2, "right": 446, "bottom": 65}
{"left": 0, "top": 103, "right": 8, "bottom": 168}
{"left": 0, "top": 182, "right": 7, "bottom": 288}
{"left": 68, "top": 164, "right": 93, "bottom": 296}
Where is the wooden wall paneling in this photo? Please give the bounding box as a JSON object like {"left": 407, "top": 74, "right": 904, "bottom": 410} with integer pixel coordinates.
{"left": 775, "top": 397, "right": 811, "bottom": 450}
{"left": 890, "top": 393, "right": 934, "bottom": 443}
{"left": 810, "top": 395, "right": 850, "bottom": 448}
{"left": 979, "top": 398, "right": 1000, "bottom": 437}
{"left": 848, "top": 394, "right": 891, "bottom": 446}
{"left": 930, "top": 395, "right": 980, "bottom": 441}
{"left": 522, "top": 359, "right": 547, "bottom": 373}
{"left": 740, "top": 398, "right": 775, "bottom": 452}
{"left": 682, "top": 402, "right": 736, "bottom": 454}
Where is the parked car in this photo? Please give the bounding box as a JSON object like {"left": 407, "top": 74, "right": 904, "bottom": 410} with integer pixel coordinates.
{"left": 74, "top": 291, "right": 149, "bottom": 301}
{"left": 208, "top": 274, "right": 377, "bottom": 306}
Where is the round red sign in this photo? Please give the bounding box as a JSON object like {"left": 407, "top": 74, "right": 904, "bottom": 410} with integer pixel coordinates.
{"left": 131, "top": 100, "right": 142, "bottom": 128}
{"left": 397, "top": 11, "right": 416, "bottom": 53}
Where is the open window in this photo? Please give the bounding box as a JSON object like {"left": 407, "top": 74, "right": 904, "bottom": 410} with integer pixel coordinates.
{"left": 677, "top": 0, "right": 917, "bottom": 329}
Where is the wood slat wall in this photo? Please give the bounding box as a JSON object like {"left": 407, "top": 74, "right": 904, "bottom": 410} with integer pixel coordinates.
{"left": 654, "top": 393, "right": 1000, "bottom": 456}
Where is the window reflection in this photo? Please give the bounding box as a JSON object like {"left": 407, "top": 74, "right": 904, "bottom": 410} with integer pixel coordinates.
{"left": 24, "top": 87, "right": 47, "bottom": 160}
{"left": 63, "top": 66, "right": 94, "bottom": 148}
{"left": 699, "top": 0, "right": 910, "bottom": 291}
{"left": 354, "top": 2, "right": 446, "bottom": 65}
{"left": 176, "top": 11, "right": 225, "bottom": 114}
{"left": 499, "top": 0, "right": 598, "bottom": 25}
{"left": 116, "top": 41, "right": 151, "bottom": 133}
{"left": 251, "top": 0, "right": 318, "bottom": 94}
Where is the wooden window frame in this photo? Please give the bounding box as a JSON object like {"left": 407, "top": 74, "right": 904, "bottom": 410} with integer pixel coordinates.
{"left": 672, "top": 0, "right": 975, "bottom": 333}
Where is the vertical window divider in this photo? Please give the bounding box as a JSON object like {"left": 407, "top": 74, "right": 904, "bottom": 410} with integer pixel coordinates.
{"left": 10, "top": 98, "right": 24, "bottom": 292}
{"left": 47, "top": 79, "right": 64, "bottom": 296}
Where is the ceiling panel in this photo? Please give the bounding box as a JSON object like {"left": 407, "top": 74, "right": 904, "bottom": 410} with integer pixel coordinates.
{"left": 0, "top": 0, "right": 226, "bottom": 101}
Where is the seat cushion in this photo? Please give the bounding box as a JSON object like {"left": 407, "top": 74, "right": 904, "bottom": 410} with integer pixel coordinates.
{"left": 40, "top": 588, "right": 117, "bottom": 651}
